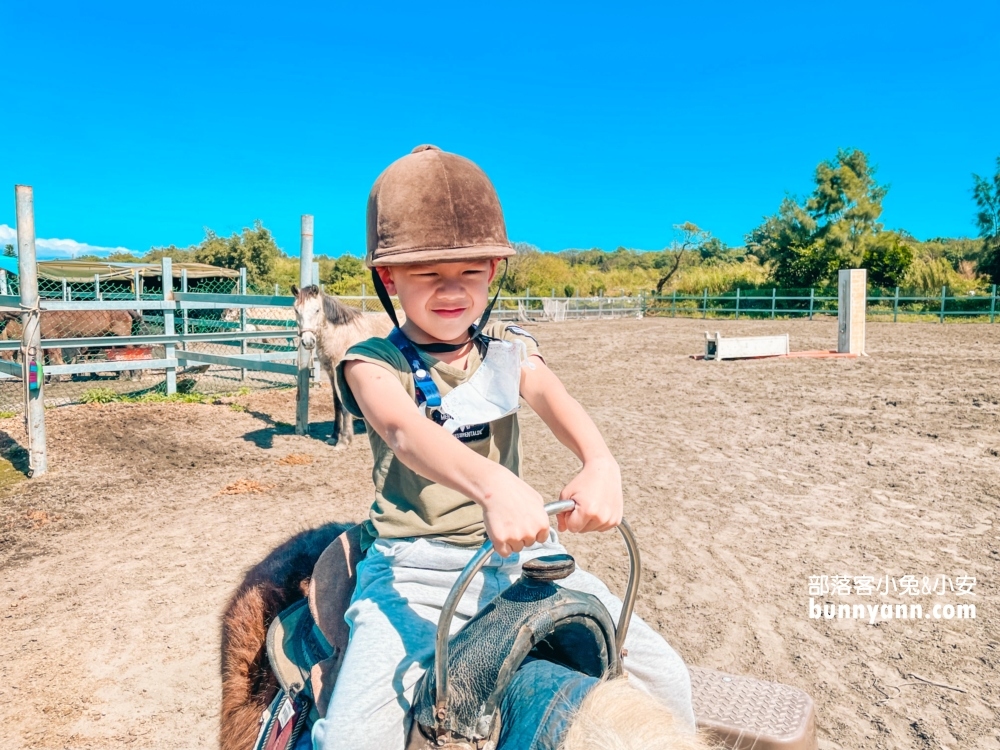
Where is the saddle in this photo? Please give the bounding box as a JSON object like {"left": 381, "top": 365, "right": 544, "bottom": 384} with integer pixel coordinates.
{"left": 264, "top": 526, "right": 818, "bottom": 750}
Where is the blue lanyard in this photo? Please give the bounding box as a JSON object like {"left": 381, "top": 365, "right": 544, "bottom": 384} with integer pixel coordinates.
{"left": 387, "top": 328, "right": 442, "bottom": 408}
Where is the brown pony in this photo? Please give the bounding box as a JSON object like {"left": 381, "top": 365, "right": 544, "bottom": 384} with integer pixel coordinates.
{"left": 219, "top": 523, "right": 350, "bottom": 750}
{"left": 0, "top": 309, "right": 137, "bottom": 366}
{"left": 220, "top": 527, "right": 713, "bottom": 750}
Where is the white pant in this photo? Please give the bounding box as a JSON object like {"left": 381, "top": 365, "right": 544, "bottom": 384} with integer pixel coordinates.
{"left": 311, "top": 534, "right": 694, "bottom": 750}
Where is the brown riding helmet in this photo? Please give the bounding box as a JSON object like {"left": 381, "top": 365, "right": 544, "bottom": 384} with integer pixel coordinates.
{"left": 366, "top": 145, "right": 515, "bottom": 268}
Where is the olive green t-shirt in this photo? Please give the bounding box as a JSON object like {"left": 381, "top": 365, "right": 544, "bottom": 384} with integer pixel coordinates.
{"left": 335, "top": 322, "right": 542, "bottom": 548}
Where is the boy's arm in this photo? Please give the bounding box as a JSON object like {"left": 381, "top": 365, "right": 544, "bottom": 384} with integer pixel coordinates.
{"left": 343, "top": 359, "right": 551, "bottom": 557}
{"left": 518, "top": 355, "right": 623, "bottom": 534}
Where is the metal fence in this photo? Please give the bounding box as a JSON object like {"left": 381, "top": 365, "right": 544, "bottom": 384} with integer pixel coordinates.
{"left": 0, "top": 258, "right": 301, "bottom": 414}
{"left": 327, "top": 290, "right": 643, "bottom": 321}
{"left": 646, "top": 285, "right": 1000, "bottom": 323}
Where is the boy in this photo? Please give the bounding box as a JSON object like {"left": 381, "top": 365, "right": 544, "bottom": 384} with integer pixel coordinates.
{"left": 311, "top": 145, "right": 693, "bottom": 750}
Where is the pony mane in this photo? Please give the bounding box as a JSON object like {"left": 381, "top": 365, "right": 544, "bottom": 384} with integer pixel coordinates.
{"left": 318, "top": 288, "right": 363, "bottom": 325}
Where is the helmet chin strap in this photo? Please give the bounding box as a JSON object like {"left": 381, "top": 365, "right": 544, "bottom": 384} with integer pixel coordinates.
{"left": 371, "top": 260, "right": 508, "bottom": 353}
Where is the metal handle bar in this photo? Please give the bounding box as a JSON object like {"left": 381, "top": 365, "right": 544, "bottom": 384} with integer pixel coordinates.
{"left": 433, "top": 500, "right": 642, "bottom": 724}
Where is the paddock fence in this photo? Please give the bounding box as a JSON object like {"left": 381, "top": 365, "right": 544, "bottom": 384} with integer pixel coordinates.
{"left": 645, "top": 285, "right": 999, "bottom": 323}
{"left": 328, "top": 290, "right": 644, "bottom": 322}
{"left": 0, "top": 258, "right": 304, "bottom": 414}
{"left": 3, "top": 271, "right": 997, "bottom": 415}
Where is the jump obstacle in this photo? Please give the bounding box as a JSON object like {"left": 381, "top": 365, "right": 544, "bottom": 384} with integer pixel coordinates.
{"left": 700, "top": 268, "right": 867, "bottom": 362}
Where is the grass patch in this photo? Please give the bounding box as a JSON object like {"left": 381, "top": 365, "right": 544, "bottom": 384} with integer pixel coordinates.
{"left": 78, "top": 383, "right": 254, "bottom": 407}
{"left": 0, "top": 410, "right": 17, "bottom": 419}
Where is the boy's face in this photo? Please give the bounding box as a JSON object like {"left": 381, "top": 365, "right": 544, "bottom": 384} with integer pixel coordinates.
{"left": 377, "top": 259, "right": 500, "bottom": 344}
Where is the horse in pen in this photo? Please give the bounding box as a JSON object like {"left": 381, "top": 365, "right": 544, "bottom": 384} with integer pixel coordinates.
{"left": 291, "top": 285, "right": 394, "bottom": 447}
{"left": 0, "top": 309, "right": 140, "bottom": 378}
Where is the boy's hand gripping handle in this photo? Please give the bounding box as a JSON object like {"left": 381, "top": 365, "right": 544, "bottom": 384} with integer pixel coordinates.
{"left": 432, "top": 500, "right": 642, "bottom": 730}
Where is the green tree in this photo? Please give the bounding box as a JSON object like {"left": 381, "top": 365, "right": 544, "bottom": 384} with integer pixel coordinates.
{"left": 655, "top": 222, "right": 710, "bottom": 294}
{"left": 143, "top": 244, "right": 196, "bottom": 263}
{"left": 972, "top": 157, "right": 1000, "bottom": 283}
{"left": 325, "top": 254, "right": 365, "bottom": 285}
{"left": 747, "top": 149, "right": 903, "bottom": 288}
{"left": 3, "top": 243, "right": 14, "bottom": 257}
{"left": 862, "top": 231, "right": 914, "bottom": 288}
{"left": 105, "top": 250, "right": 143, "bottom": 262}
{"left": 194, "top": 220, "right": 280, "bottom": 288}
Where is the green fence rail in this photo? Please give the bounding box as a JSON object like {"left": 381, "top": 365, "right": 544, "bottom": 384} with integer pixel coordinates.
{"left": 645, "top": 284, "right": 999, "bottom": 323}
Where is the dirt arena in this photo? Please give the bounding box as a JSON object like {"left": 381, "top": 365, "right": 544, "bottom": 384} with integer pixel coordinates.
{"left": 0, "top": 317, "right": 997, "bottom": 750}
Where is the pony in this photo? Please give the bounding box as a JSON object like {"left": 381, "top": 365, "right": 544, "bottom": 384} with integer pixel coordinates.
{"left": 291, "top": 285, "right": 394, "bottom": 447}
{"left": 220, "top": 523, "right": 351, "bottom": 750}
{"left": 0, "top": 309, "right": 139, "bottom": 379}
{"left": 220, "top": 527, "right": 713, "bottom": 750}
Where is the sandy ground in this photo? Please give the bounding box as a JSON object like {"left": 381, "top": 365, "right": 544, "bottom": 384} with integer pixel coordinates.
{"left": 0, "top": 317, "right": 997, "bottom": 750}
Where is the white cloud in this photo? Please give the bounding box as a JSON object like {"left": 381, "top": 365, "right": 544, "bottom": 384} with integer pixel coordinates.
{"left": 0, "top": 224, "right": 139, "bottom": 260}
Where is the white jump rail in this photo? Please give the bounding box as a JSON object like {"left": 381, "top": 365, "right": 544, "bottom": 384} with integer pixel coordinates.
{"left": 704, "top": 331, "right": 790, "bottom": 361}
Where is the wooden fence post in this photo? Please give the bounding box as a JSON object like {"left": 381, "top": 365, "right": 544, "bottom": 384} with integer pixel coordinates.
{"left": 991, "top": 284, "right": 997, "bottom": 324}
{"left": 808, "top": 288, "right": 815, "bottom": 320}
{"left": 296, "top": 215, "right": 314, "bottom": 436}
{"left": 671, "top": 290, "right": 677, "bottom": 318}
{"left": 15, "top": 185, "right": 48, "bottom": 476}
{"left": 162, "top": 257, "right": 176, "bottom": 394}
{"left": 702, "top": 288, "right": 708, "bottom": 319}
{"left": 939, "top": 285, "right": 947, "bottom": 324}
{"left": 734, "top": 288, "right": 740, "bottom": 319}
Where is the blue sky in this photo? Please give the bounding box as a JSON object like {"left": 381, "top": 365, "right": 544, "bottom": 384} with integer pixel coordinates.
{"left": 2, "top": 1, "right": 998, "bottom": 258}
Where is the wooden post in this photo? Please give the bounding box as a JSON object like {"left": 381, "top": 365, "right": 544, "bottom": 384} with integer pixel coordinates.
{"left": 770, "top": 287, "right": 776, "bottom": 319}
{"left": 162, "top": 257, "right": 176, "bottom": 394}
{"left": 990, "top": 284, "right": 997, "bottom": 324}
{"left": 671, "top": 290, "right": 677, "bottom": 318}
{"left": 702, "top": 288, "right": 708, "bottom": 319}
{"left": 893, "top": 286, "right": 900, "bottom": 323}
{"left": 837, "top": 269, "right": 866, "bottom": 355}
{"left": 296, "top": 215, "right": 314, "bottom": 436}
{"left": 734, "top": 287, "right": 740, "bottom": 319}
{"left": 15, "top": 185, "right": 48, "bottom": 476}
{"left": 808, "top": 287, "right": 815, "bottom": 320}
{"left": 939, "top": 285, "right": 947, "bottom": 324}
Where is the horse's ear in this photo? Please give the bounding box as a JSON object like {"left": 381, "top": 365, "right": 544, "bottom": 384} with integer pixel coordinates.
{"left": 291, "top": 284, "right": 299, "bottom": 297}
